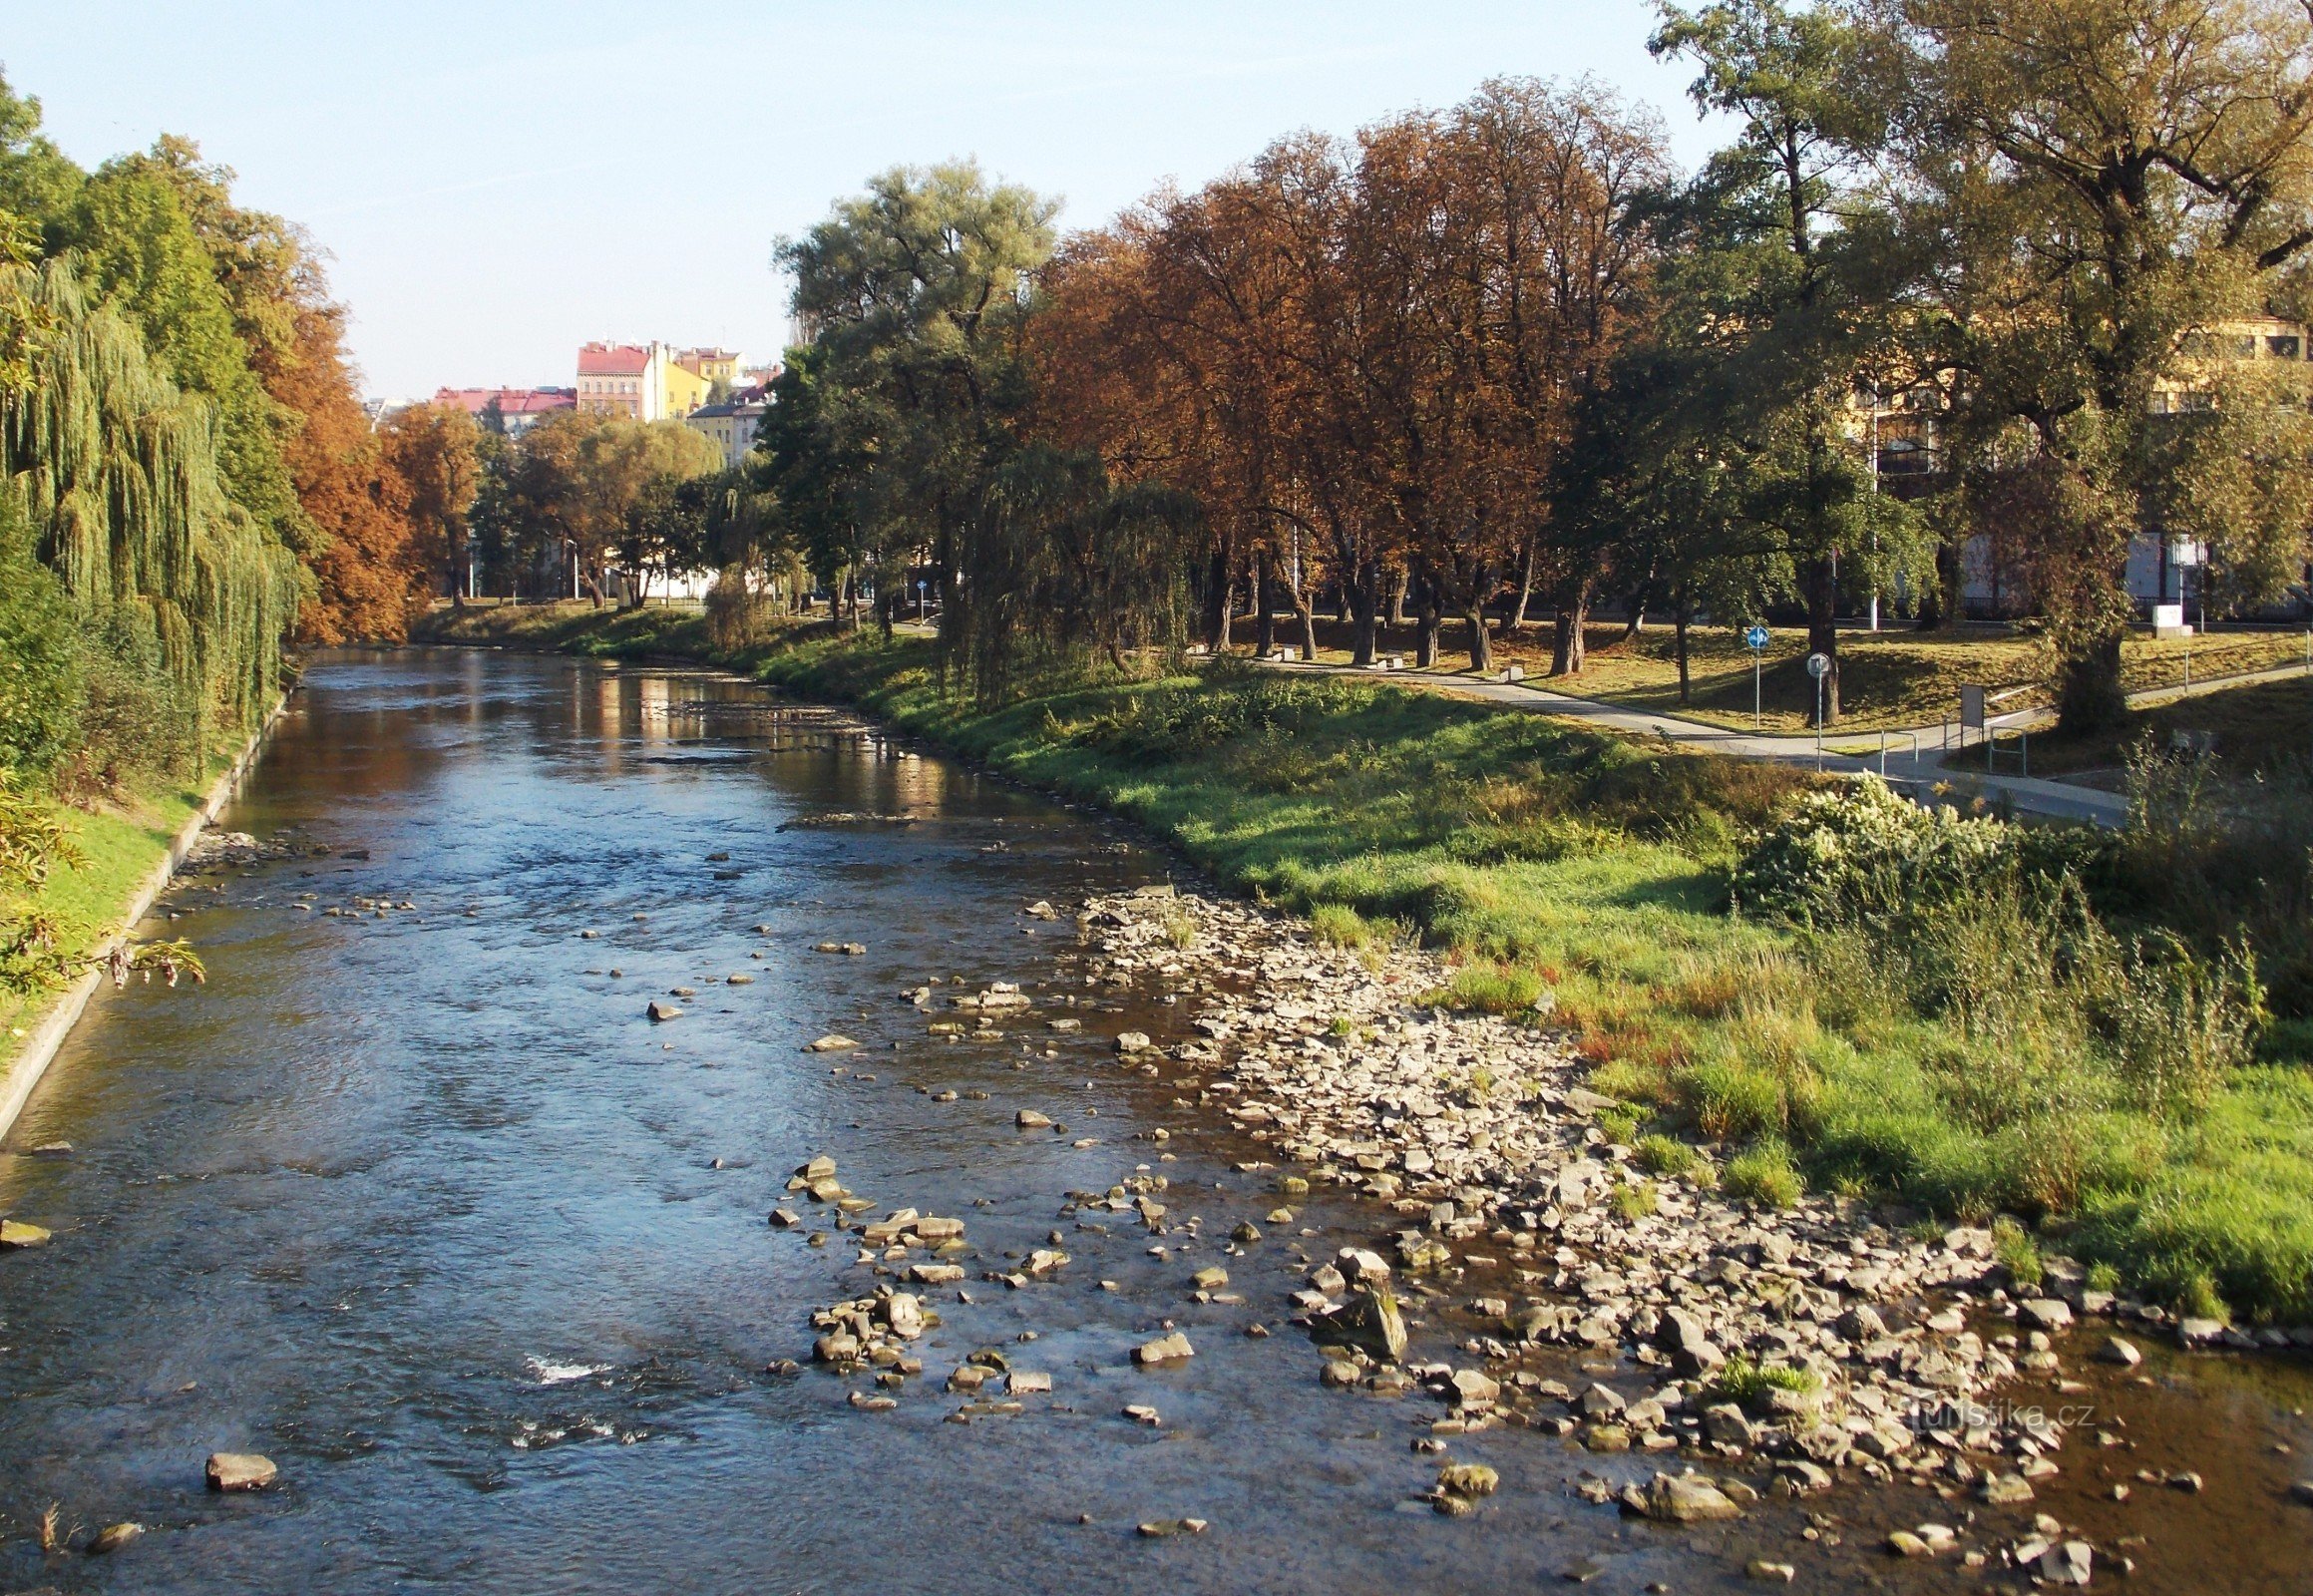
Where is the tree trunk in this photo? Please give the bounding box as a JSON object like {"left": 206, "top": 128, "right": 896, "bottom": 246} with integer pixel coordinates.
{"left": 1463, "top": 561, "right": 1494, "bottom": 672}
{"left": 1413, "top": 567, "right": 1441, "bottom": 667}
{"left": 1805, "top": 554, "right": 1839, "bottom": 725}
{"left": 1506, "top": 533, "right": 1537, "bottom": 633}
{"left": 1204, "top": 546, "right": 1233, "bottom": 652}
{"left": 1389, "top": 566, "right": 1410, "bottom": 626}
{"left": 1550, "top": 578, "right": 1592, "bottom": 676}
{"left": 1254, "top": 550, "right": 1277, "bottom": 656}
{"left": 2056, "top": 629, "right": 2128, "bottom": 734}
{"left": 1349, "top": 560, "right": 1380, "bottom": 666}
{"left": 1675, "top": 592, "right": 1693, "bottom": 702}
{"left": 1299, "top": 599, "right": 1320, "bottom": 664}
{"left": 1918, "top": 537, "right": 1964, "bottom": 630}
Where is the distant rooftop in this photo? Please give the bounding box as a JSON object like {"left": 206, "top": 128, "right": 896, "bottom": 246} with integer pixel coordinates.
{"left": 578, "top": 342, "right": 651, "bottom": 375}
{"left": 432, "top": 386, "right": 577, "bottom": 417}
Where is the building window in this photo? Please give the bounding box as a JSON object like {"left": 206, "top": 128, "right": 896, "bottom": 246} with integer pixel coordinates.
{"left": 2269, "top": 335, "right": 2302, "bottom": 360}
{"left": 2232, "top": 334, "right": 2258, "bottom": 358}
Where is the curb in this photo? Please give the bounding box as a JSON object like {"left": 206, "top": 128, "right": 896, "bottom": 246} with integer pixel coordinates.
{"left": 0, "top": 693, "right": 289, "bottom": 1143}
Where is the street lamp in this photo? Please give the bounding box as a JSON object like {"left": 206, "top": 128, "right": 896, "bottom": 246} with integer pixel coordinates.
{"left": 564, "top": 538, "right": 579, "bottom": 602}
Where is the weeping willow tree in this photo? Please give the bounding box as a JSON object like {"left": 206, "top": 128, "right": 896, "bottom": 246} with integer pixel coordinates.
{"left": 947, "top": 443, "right": 1201, "bottom": 703}
{"left": 0, "top": 257, "right": 297, "bottom": 745}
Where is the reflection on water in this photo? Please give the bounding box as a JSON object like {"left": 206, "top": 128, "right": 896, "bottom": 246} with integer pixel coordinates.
{"left": 0, "top": 649, "right": 2306, "bottom": 1595}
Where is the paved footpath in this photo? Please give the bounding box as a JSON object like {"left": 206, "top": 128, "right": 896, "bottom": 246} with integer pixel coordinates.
{"left": 1273, "top": 657, "right": 2151, "bottom": 824}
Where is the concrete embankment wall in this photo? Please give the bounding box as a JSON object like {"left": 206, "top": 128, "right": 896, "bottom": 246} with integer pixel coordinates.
{"left": 0, "top": 694, "right": 288, "bottom": 1142}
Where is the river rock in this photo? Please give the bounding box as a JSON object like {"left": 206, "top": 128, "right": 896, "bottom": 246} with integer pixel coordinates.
{"left": 2020, "top": 1299, "right": 2075, "bottom": 1332}
{"left": 1015, "top": 1108, "right": 1053, "bottom": 1128}
{"left": 206, "top": 1452, "right": 277, "bottom": 1491}
{"left": 806, "top": 1034, "right": 859, "bottom": 1052}
{"left": 1133, "top": 1331, "right": 1196, "bottom": 1365}
{"left": 645, "top": 1000, "right": 682, "bottom": 1022}
{"left": 2096, "top": 1335, "right": 2142, "bottom": 1368}
{"left": 1436, "top": 1462, "right": 1498, "bottom": 1498}
{"left": 1624, "top": 1472, "right": 1743, "bottom": 1522}
{"left": 878, "top": 1294, "right": 926, "bottom": 1338}
{"left": 1007, "top": 1371, "right": 1052, "bottom": 1395}
{"left": 1702, "top": 1402, "right": 1756, "bottom": 1447}
{"left": 2178, "top": 1317, "right": 2228, "bottom": 1349}
{"left": 0, "top": 1220, "right": 52, "bottom": 1249}
{"left": 1026, "top": 1249, "right": 1070, "bottom": 1277}
{"left": 769, "top": 1208, "right": 801, "bottom": 1228}
{"left": 87, "top": 1521, "right": 145, "bottom": 1554}
{"left": 2039, "top": 1541, "right": 2094, "bottom": 1586}
{"left": 1115, "top": 1031, "right": 1153, "bottom": 1054}
{"left": 1317, "top": 1288, "right": 1406, "bottom": 1362}
{"left": 1191, "top": 1265, "right": 1228, "bottom": 1291}
{"left": 1980, "top": 1473, "right": 2035, "bottom": 1504}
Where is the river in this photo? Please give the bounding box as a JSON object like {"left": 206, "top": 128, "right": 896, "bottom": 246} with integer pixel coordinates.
{"left": 1, "top": 649, "right": 2308, "bottom": 1594}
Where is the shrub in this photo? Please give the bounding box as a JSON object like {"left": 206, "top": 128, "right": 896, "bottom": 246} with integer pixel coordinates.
{"left": 1597, "top": 1107, "right": 1643, "bottom": 1147}
{"left": 1734, "top": 776, "right": 2110, "bottom": 927}
{"left": 1725, "top": 1141, "right": 1802, "bottom": 1208}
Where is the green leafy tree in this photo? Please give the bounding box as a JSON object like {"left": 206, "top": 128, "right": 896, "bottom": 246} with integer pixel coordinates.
{"left": 773, "top": 161, "right": 1058, "bottom": 637}
{"left": 1887, "top": 0, "right": 2313, "bottom": 730}
{"left": 1651, "top": 0, "right": 1926, "bottom": 723}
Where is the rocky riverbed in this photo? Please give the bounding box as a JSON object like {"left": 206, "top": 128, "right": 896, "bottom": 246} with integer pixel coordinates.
{"left": 785, "top": 878, "right": 2313, "bottom": 1584}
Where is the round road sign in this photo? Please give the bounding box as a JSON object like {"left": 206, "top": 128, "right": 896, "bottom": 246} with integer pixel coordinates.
{"left": 1805, "top": 651, "right": 1830, "bottom": 679}
{"left": 1745, "top": 625, "right": 1769, "bottom": 650}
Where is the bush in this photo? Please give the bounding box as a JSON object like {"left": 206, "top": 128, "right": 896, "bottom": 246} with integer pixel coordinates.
{"left": 1725, "top": 1141, "right": 1802, "bottom": 1208}
{"left": 1733, "top": 776, "right": 2110, "bottom": 927}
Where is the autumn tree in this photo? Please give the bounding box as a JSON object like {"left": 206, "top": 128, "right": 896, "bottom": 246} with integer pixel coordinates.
{"left": 379, "top": 404, "right": 481, "bottom": 605}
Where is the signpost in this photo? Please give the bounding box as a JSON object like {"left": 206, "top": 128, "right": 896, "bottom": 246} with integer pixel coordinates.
{"left": 1745, "top": 624, "right": 1770, "bottom": 729}
{"left": 1806, "top": 651, "right": 1830, "bottom": 768}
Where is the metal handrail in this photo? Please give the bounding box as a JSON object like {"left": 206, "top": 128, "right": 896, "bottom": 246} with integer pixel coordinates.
{"left": 1878, "top": 728, "right": 1921, "bottom": 778}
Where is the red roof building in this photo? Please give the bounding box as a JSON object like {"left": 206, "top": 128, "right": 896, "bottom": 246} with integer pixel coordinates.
{"left": 430, "top": 386, "right": 577, "bottom": 436}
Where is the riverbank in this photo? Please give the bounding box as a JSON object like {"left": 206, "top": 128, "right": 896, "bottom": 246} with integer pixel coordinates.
{"left": 0, "top": 701, "right": 285, "bottom": 1139}
{"left": 412, "top": 603, "right": 2313, "bottom": 1330}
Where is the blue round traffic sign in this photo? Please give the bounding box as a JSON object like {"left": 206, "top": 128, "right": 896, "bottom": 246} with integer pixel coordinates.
{"left": 1745, "top": 625, "right": 1769, "bottom": 650}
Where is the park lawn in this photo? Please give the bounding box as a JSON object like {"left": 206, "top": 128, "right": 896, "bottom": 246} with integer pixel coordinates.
{"left": 1297, "top": 615, "right": 2313, "bottom": 735}
{"left": 0, "top": 776, "right": 214, "bottom": 1071}
{"left": 416, "top": 602, "right": 2313, "bottom": 1323}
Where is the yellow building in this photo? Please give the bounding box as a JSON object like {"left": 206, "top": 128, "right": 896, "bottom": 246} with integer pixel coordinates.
{"left": 675, "top": 347, "right": 742, "bottom": 387}
{"left": 663, "top": 359, "right": 710, "bottom": 417}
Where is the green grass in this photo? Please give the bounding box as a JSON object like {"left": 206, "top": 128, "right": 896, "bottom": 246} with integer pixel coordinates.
{"left": 1, "top": 772, "right": 218, "bottom": 1069}
{"left": 1711, "top": 1355, "right": 1821, "bottom": 1406}
{"left": 410, "top": 603, "right": 2313, "bottom": 1323}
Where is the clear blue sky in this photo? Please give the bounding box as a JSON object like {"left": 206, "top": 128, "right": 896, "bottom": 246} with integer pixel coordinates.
{"left": 3, "top": 1, "right": 1719, "bottom": 400}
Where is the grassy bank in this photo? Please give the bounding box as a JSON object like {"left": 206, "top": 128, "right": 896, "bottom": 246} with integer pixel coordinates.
{"left": 415, "top": 603, "right": 2313, "bottom": 1324}
{"left": 0, "top": 775, "right": 220, "bottom": 1069}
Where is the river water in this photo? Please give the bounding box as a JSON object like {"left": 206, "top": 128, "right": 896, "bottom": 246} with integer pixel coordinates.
{"left": 2, "top": 650, "right": 2309, "bottom": 1595}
